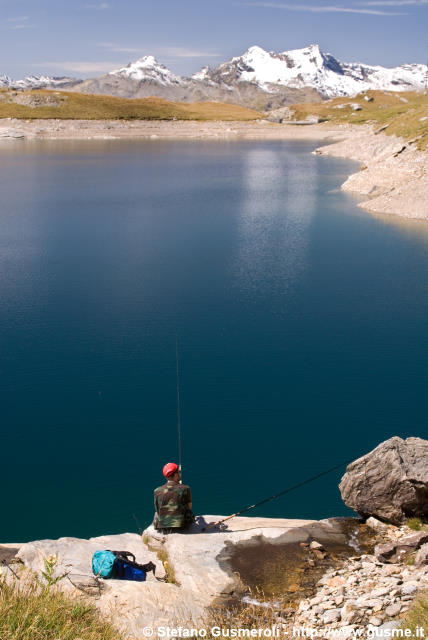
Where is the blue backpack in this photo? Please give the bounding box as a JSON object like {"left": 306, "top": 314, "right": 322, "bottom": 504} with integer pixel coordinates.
{"left": 92, "top": 550, "right": 155, "bottom": 582}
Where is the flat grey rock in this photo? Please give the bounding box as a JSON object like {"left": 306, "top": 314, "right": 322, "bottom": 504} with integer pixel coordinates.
{"left": 0, "top": 129, "right": 25, "bottom": 138}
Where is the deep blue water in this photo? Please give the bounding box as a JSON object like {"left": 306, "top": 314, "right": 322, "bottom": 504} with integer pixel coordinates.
{"left": 1, "top": 139, "right": 428, "bottom": 542}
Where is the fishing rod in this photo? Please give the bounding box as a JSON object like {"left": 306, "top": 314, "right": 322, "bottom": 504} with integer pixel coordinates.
{"left": 131, "top": 336, "right": 184, "bottom": 536}
{"left": 175, "top": 333, "right": 183, "bottom": 478}
{"left": 1, "top": 559, "right": 20, "bottom": 580}
{"left": 201, "top": 460, "right": 350, "bottom": 532}
{"left": 132, "top": 513, "right": 144, "bottom": 536}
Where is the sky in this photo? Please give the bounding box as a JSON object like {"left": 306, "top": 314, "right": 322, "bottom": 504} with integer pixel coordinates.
{"left": 1, "top": 0, "right": 428, "bottom": 79}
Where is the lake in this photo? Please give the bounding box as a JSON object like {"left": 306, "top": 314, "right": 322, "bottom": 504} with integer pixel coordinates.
{"left": 1, "top": 138, "right": 428, "bottom": 542}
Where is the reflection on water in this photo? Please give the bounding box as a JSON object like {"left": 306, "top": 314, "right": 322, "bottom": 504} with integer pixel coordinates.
{"left": 235, "top": 146, "right": 318, "bottom": 299}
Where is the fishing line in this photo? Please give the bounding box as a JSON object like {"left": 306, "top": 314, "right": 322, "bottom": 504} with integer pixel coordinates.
{"left": 202, "top": 460, "right": 350, "bottom": 531}
{"left": 175, "top": 333, "right": 182, "bottom": 473}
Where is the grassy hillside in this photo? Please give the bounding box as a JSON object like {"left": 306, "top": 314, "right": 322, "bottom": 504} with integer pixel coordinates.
{"left": 0, "top": 89, "right": 261, "bottom": 121}
{"left": 290, "top": 90, "right": 428, "bottom": 150}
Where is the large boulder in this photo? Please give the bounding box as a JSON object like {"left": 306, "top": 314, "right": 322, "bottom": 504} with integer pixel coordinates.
{"left": 339, "top": 437, "right": 428, "bottom": 524}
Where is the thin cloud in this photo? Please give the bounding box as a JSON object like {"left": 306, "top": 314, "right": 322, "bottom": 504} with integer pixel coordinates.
{"left": 361, "top": 0, "right": 428, "bottom": 4}
{"left": 98, "top": 44, "right": 144, "bottom": 54}
{"left": 159, "top": 47, "right": 220, "bottom": 58}
{"left": 98, "top": 43, "right": 220, "bottom": 58}
{"left": 9, "top": 24, "right": 35, "bottom": 30}
{"left": 6, "top": 15, "right": 34, "bottom": 29}
{"left": 241, "top": 2, "right": 405, "bottom": 14}
{"left": 33, "top": 61, "right": 120, "bottom": 73}
{"left": 85, "top": 2, "right": 110, "bottom": 8}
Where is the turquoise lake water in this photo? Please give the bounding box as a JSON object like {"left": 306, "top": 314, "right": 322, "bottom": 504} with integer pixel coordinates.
{"left": 1, "top": 139, "right": 428, "bottom": 542}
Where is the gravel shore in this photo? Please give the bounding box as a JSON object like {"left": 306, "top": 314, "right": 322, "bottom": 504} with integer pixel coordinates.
{"left": 1, "top": 118, "right": 427, "bottom": 221}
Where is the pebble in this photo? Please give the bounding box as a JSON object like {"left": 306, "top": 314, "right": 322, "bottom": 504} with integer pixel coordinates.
{"left": 323, "top": 608, "right": 342, "bottom": 624}
{"left": 382, "top": 566, "right": 401, "bottom": 576}
{"left": 370, "top": 587, "right": 391, "bottom": 597}
{"left": 401, "top": 583, "right": 417, "bottom": 595}
{"left": 385, "top": 602, "right": 402, "bottom": 617}
{"left": 310, "top": 540, "right": 324, "bottom": 550}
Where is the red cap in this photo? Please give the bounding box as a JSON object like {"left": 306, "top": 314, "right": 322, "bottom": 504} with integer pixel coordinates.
{"left": 163, "top": 462, "right": 179, "bottom": 478}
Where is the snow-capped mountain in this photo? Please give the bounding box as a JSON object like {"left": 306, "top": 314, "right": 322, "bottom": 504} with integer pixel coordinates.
{"left": 195, "top": 44, "right": 427, "bottom": 98}
{"left": 0, "top": 74, "right": 76, "bottom": 89}
{"left": 0, "top": 74, "right": 12, "bottom": 87}
{"left": 109, "top": 56, "right": 182, "bottom": 85}
{"left": 2, "top": 45, "right": 427, "bottom": 107}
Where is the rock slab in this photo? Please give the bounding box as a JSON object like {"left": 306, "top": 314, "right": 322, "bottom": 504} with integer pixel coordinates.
{"left": 15, "top": 516, "right": 348, "bottom": 638}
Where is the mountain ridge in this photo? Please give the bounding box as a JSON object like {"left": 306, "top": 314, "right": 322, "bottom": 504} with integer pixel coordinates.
{"left": 2, "top": 45, "right": 427, "bottom": 109}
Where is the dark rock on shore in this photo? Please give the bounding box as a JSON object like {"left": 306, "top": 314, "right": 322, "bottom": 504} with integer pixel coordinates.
{"left": 375, "top": 531, "right": 428, "bottom": 563}
{"left": 339, "top": 437, "right": 428, "bottom": 524}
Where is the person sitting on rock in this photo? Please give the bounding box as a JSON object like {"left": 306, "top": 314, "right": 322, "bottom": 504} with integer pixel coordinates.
{"left": 153, "top": 462, "right": 195, "bottom": 533}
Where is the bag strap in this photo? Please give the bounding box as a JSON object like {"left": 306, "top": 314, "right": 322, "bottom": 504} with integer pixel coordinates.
{"left": 110, "top": 550, "right": 136, "bottom": 563}
{"left": 140, "top": 561, "right": 156, "bottom": 575}
{"left": 109, "top": 551, "right": 156, "bottom": 576}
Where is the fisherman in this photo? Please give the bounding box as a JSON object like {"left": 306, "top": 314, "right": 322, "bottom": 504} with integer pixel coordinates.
{"left": 153, "top": 462, "right": 195, "bottom": 533}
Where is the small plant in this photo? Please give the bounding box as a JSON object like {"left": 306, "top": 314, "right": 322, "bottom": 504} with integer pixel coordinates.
{"left": 145, "top": 537, "right": 178, "bottom": 584}
{"left": 407, "top": 517, "right": 424, "bottom": 531}
{"left": 36, "top": 555, "right": 68, "bottom": 593}
{"left": 157, "top": 547, "right": 177, "bottom": 585}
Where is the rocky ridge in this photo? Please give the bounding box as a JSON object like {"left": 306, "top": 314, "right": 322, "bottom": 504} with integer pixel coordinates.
{"left": 198, "top": 44, "right": 428, "bottom": 98}
{"left": 0, "top": 74, "right": 77, "bottom": 90}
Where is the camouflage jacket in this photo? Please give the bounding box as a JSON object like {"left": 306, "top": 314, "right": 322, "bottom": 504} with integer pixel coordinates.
{"left": 153, "top": 480, "right": 193, "bottom": 529}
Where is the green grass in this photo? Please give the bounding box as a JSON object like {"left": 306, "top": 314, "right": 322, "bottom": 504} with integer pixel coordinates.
{"left": 0, "top": 574, "right": 123, "bottom": 640}
{"left": 0, "top": 89, "right": 261, "bottom": 121}
{"left": 402, "top": 590, "right": 428, "bottom": 635}
{"left": 407, "top": 518, "right": 425, "bottom": 532}
{"left": 290, "top": 90, "right": 428, "bottom": 150}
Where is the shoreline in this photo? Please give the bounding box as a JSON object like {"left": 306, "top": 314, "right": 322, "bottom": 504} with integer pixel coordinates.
{"left": 0, "top": 118, "right": 346, "bottom": 141}
{"left": 1, "top": 118, "right": 427, "bottom": 220}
